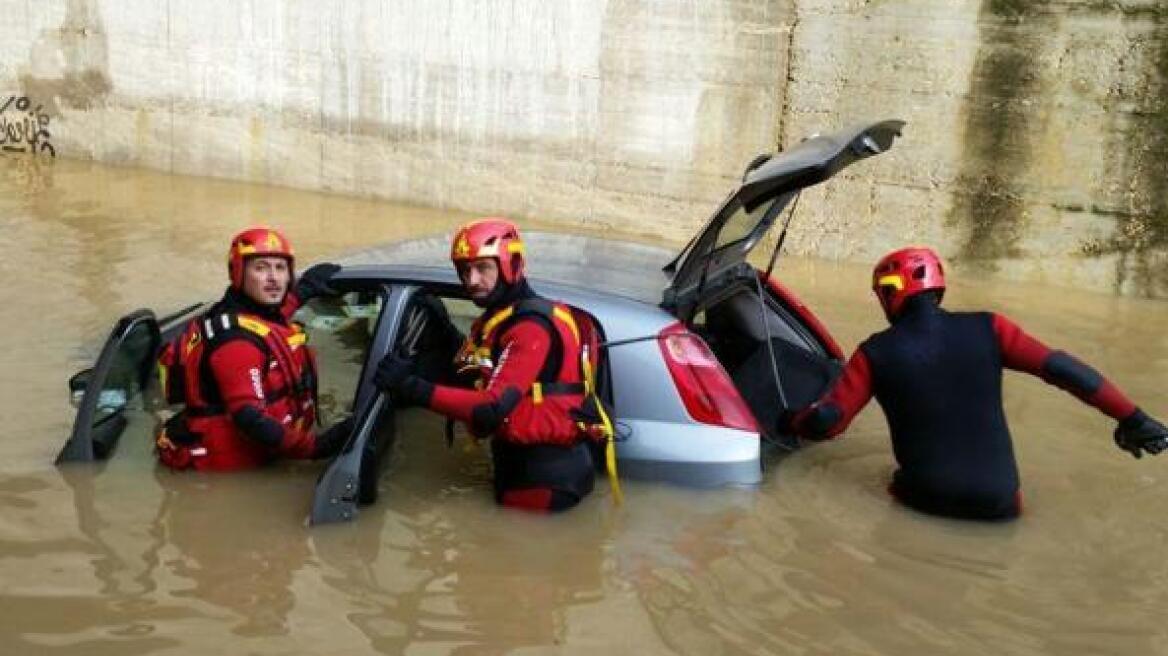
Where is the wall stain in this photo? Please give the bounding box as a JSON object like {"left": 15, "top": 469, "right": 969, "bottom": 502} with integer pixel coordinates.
{"left": 948, "top": 0, "right": 1052, "bottom": 267}
{"left": 1083, "top": 5, "right": 1168, "bottom": 296}
{"left": 20, "top": 0, "right": 112, "bottom": 117}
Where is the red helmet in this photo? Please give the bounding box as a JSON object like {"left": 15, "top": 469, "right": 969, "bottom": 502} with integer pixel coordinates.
{"left": 872, "top": 246, "right": 945, "bottom": 318}
{"left": 450, "top": 217, "right": 526, "bottom": 284}
{"left": 227, "top": 226, "right": 295, "bottom": 289}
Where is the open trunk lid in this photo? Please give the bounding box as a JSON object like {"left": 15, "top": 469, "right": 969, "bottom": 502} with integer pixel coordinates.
{"left": 661, "top": 119, "right": 904, "bottom": 321}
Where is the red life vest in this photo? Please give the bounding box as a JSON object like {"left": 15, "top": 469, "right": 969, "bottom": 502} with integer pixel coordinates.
{"left": 455, "top": 299, "right": 606, "bottom": 446}
{"left": 157, "top": 311, "right": 317, "bottom": 470}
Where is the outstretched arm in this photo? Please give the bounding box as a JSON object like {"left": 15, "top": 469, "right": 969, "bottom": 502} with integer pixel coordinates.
{"left": 993, "top": 313, "right": 1168, "bottom": 458}
{"left": 992, "top": 313, "right": 1135, "bottom": 419}
{"left": 785, "top": 348, "right": 875, "bottom": 441}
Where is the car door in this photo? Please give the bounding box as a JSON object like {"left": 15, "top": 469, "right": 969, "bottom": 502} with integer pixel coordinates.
{"left": 57, "top": 309, "right": 163, "bottom": 463}
{"left": 309, "top": 283, "right": 410, "bottom": 524}
{"left": 309, "top": 282, "right": 468, "bottom": 524}
{"left": 661, "top": 119, "right": 904, "bottom": 322}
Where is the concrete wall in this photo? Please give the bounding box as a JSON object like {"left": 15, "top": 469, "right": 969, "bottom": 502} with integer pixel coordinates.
{"left": 1, "top": 0, "right": 1165, "bottom": 296}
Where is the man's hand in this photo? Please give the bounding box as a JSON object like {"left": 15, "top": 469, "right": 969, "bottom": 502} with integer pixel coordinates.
{"left": 374, "top": 352, "right": 415, "bottom": 391}
{"left": 1115, "top": 408, "right": 1168, "bottom": 459}
{"left": 295, "top": 262, "right": 342, "bottom": 302}
{"left": 313, "top": 415, "right": 356, "bottom": 459}
{"left": 374, "top": 353, "right": 434, "bottom": 406}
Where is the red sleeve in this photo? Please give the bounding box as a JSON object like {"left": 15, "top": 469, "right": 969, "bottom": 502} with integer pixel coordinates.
{"left": 207, "top": 340, "right": 270, "bottom": 414}
{"left": 207, "top": 338, "right": 316, "bottom": 452}
{"left": 792, "top": 348, "right": 874, "bottom": 439}
{"left": 428, "top": 319, "right": 552, "bottom": 423}
{"left": 993, "top": 313, "right": 1136, "bottom": 420}
{"left": 992, "top": 313, "right": 1053, "bottom": 373}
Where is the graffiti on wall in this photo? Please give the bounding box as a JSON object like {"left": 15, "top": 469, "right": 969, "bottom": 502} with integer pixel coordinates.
{"left": 0, "top": 96, "right": 56, "bottom": 158}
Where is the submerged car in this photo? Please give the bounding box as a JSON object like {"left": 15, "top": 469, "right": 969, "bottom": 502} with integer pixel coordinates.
{"left": 58, "top": 119, "right": 904, "bottom": 524}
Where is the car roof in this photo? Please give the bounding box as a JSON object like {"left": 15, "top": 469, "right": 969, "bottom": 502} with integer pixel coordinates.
{"left": 333, "top": 232, "right": 683, "bottom": 340}
{"left": 335, "top": 231, "right": 675, "bottom": 305}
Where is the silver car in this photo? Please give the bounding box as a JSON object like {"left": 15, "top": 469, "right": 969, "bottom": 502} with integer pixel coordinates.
{"left": 59, "top": 119, "right": 904, "bottom": 524}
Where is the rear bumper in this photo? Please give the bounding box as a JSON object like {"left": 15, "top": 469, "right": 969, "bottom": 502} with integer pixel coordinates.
{"left": 615, "top": 419, "right": 761, "bottom": 487}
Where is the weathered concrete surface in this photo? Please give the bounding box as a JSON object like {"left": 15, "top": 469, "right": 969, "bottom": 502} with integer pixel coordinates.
{"left": 0, "top": 0, "right": 792, "bottom": 243}
{"left": 782, "top": 0, "right": 1168, "bottom": 297}
{"left": 0, "top": 0, "right": 1165, "bottom": 296}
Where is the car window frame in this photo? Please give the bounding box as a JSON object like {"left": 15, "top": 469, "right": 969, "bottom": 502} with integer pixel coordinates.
{"left": 57, "top": 309, "right": 161, "bottom": 463}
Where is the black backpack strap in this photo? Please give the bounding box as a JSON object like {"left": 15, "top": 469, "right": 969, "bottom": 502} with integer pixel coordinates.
{"left": 493, "top": 299, "right": 564, "bottom": 384}
{"left": 195, "top": 312, "right": 275, "bottom": 409}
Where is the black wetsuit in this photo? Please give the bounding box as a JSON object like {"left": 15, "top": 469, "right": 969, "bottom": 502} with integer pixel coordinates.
{"left": 790, "top": 298, "right": 1136, "bottom": 520}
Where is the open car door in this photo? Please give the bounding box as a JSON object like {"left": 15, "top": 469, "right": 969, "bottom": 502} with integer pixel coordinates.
{"left": 310, "top": 284, "right": 430, "bottom": 524}
{"left": 310, "top": 282, "right": 466, "bottom": 525}
{"left": 57, "top": 303, "right": 205, "bottom": 464}
{"left": 57, "top": 309, "right": 162, "bottom": 463}
{"left": 662, "top": 119, "right": 904, "bottom": 322}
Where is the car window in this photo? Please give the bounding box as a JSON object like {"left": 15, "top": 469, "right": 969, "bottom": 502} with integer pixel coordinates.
{"left": 714, "top": 196, "right": 779, "bottom": 251}
{"left": 393, "top": 292, "right": 470, "bottom": 386}
{"left": 296, "top": 290, "right": 384, "bottom": 424}
{"left": 441, "top": 297, "right": 479, "bottom": 335}
{"left": 60, "top": 310, "right": 161, "bottom": 463}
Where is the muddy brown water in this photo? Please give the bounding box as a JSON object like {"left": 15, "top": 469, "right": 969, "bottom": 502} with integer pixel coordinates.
{"left": 2, "top": 157, "right": 1168, "bottom": 655}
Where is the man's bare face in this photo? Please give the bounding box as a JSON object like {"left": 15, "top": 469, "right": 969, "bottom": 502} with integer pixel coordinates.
{"left": 457, "top": 257, "right": 499, "bottom": 302}
{"left": 242, "top": 256, "right": 290, "bottom": 306}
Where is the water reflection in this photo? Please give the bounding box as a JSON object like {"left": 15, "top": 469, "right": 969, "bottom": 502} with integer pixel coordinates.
{"left": 151, "top": 471, "right": 312, "bottom": 638}
{"left": 0, "top": 467, "right": 188, "bottom": 655}
{"left": 314, "top": 411, "right": 619, "bottom": 654}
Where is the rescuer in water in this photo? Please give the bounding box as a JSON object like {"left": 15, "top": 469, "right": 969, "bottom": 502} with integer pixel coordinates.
{"left": 782, "top": 246, "right": 1168, "bottom": 520}
{"left": 155, "top": 226, "right": 352, "bottom": 470}
{"left": 373, "top": 218, "right": 616, "bottom": 512}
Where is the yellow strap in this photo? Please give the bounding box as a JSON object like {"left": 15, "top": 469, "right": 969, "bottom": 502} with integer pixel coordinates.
{"left": 580, "top": 347, "right": 594, "bottom": 395}
{"left": 286, "top": 332, "right": 307, "bottom": 347}
{"left": 588, "top": 388, "right": 622, "bottom": 505}
{"left": 606, "top": 439, "right": 622, "bottom": 505}
{"left": 480, "top": 306, "right": 516, "bottom": 342}
{"left": 158, "top": 363, "right": 169, "bottom": 395}
{"left": 552, "top": 306, "right": 580, "bottom": 345}
{"left": 532, "top": 382, "right": 543, "bottom": 405}
{"left": 237, "top": 315, "right": 272, "bottom": 337}
{"left": 576, "top": 341, "right": 620, "bottom": 503}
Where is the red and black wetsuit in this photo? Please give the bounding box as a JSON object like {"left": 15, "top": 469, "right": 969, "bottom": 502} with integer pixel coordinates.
{"left": 158, "top": 288, "right": 320, "bottom": 471}
{"left": 424, "top": 282, "right": 595, "bottom": 512}
{"left": 790, "top": 299, "right": 1135, "bottom": 520}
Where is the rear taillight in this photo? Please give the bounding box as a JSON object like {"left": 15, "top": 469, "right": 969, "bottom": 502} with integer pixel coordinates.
{"left": 658, "top": 322, "right": 758, "bottom": 433}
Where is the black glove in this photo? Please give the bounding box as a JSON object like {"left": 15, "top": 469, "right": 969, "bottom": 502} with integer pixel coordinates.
{"left": 313, "top": 415, "right": 355, "bottom": 459}
{"left": 295, "top": 262, "right": 342, "bottom": 302}
{"left": 374, "top": 352, "right": 415, "bottom": 390}
{"left": 374, "top": 353, "right": 434, "bottom": 407}
{"left": 1114, "top": 408, "right": 1168, "bottom": 459}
